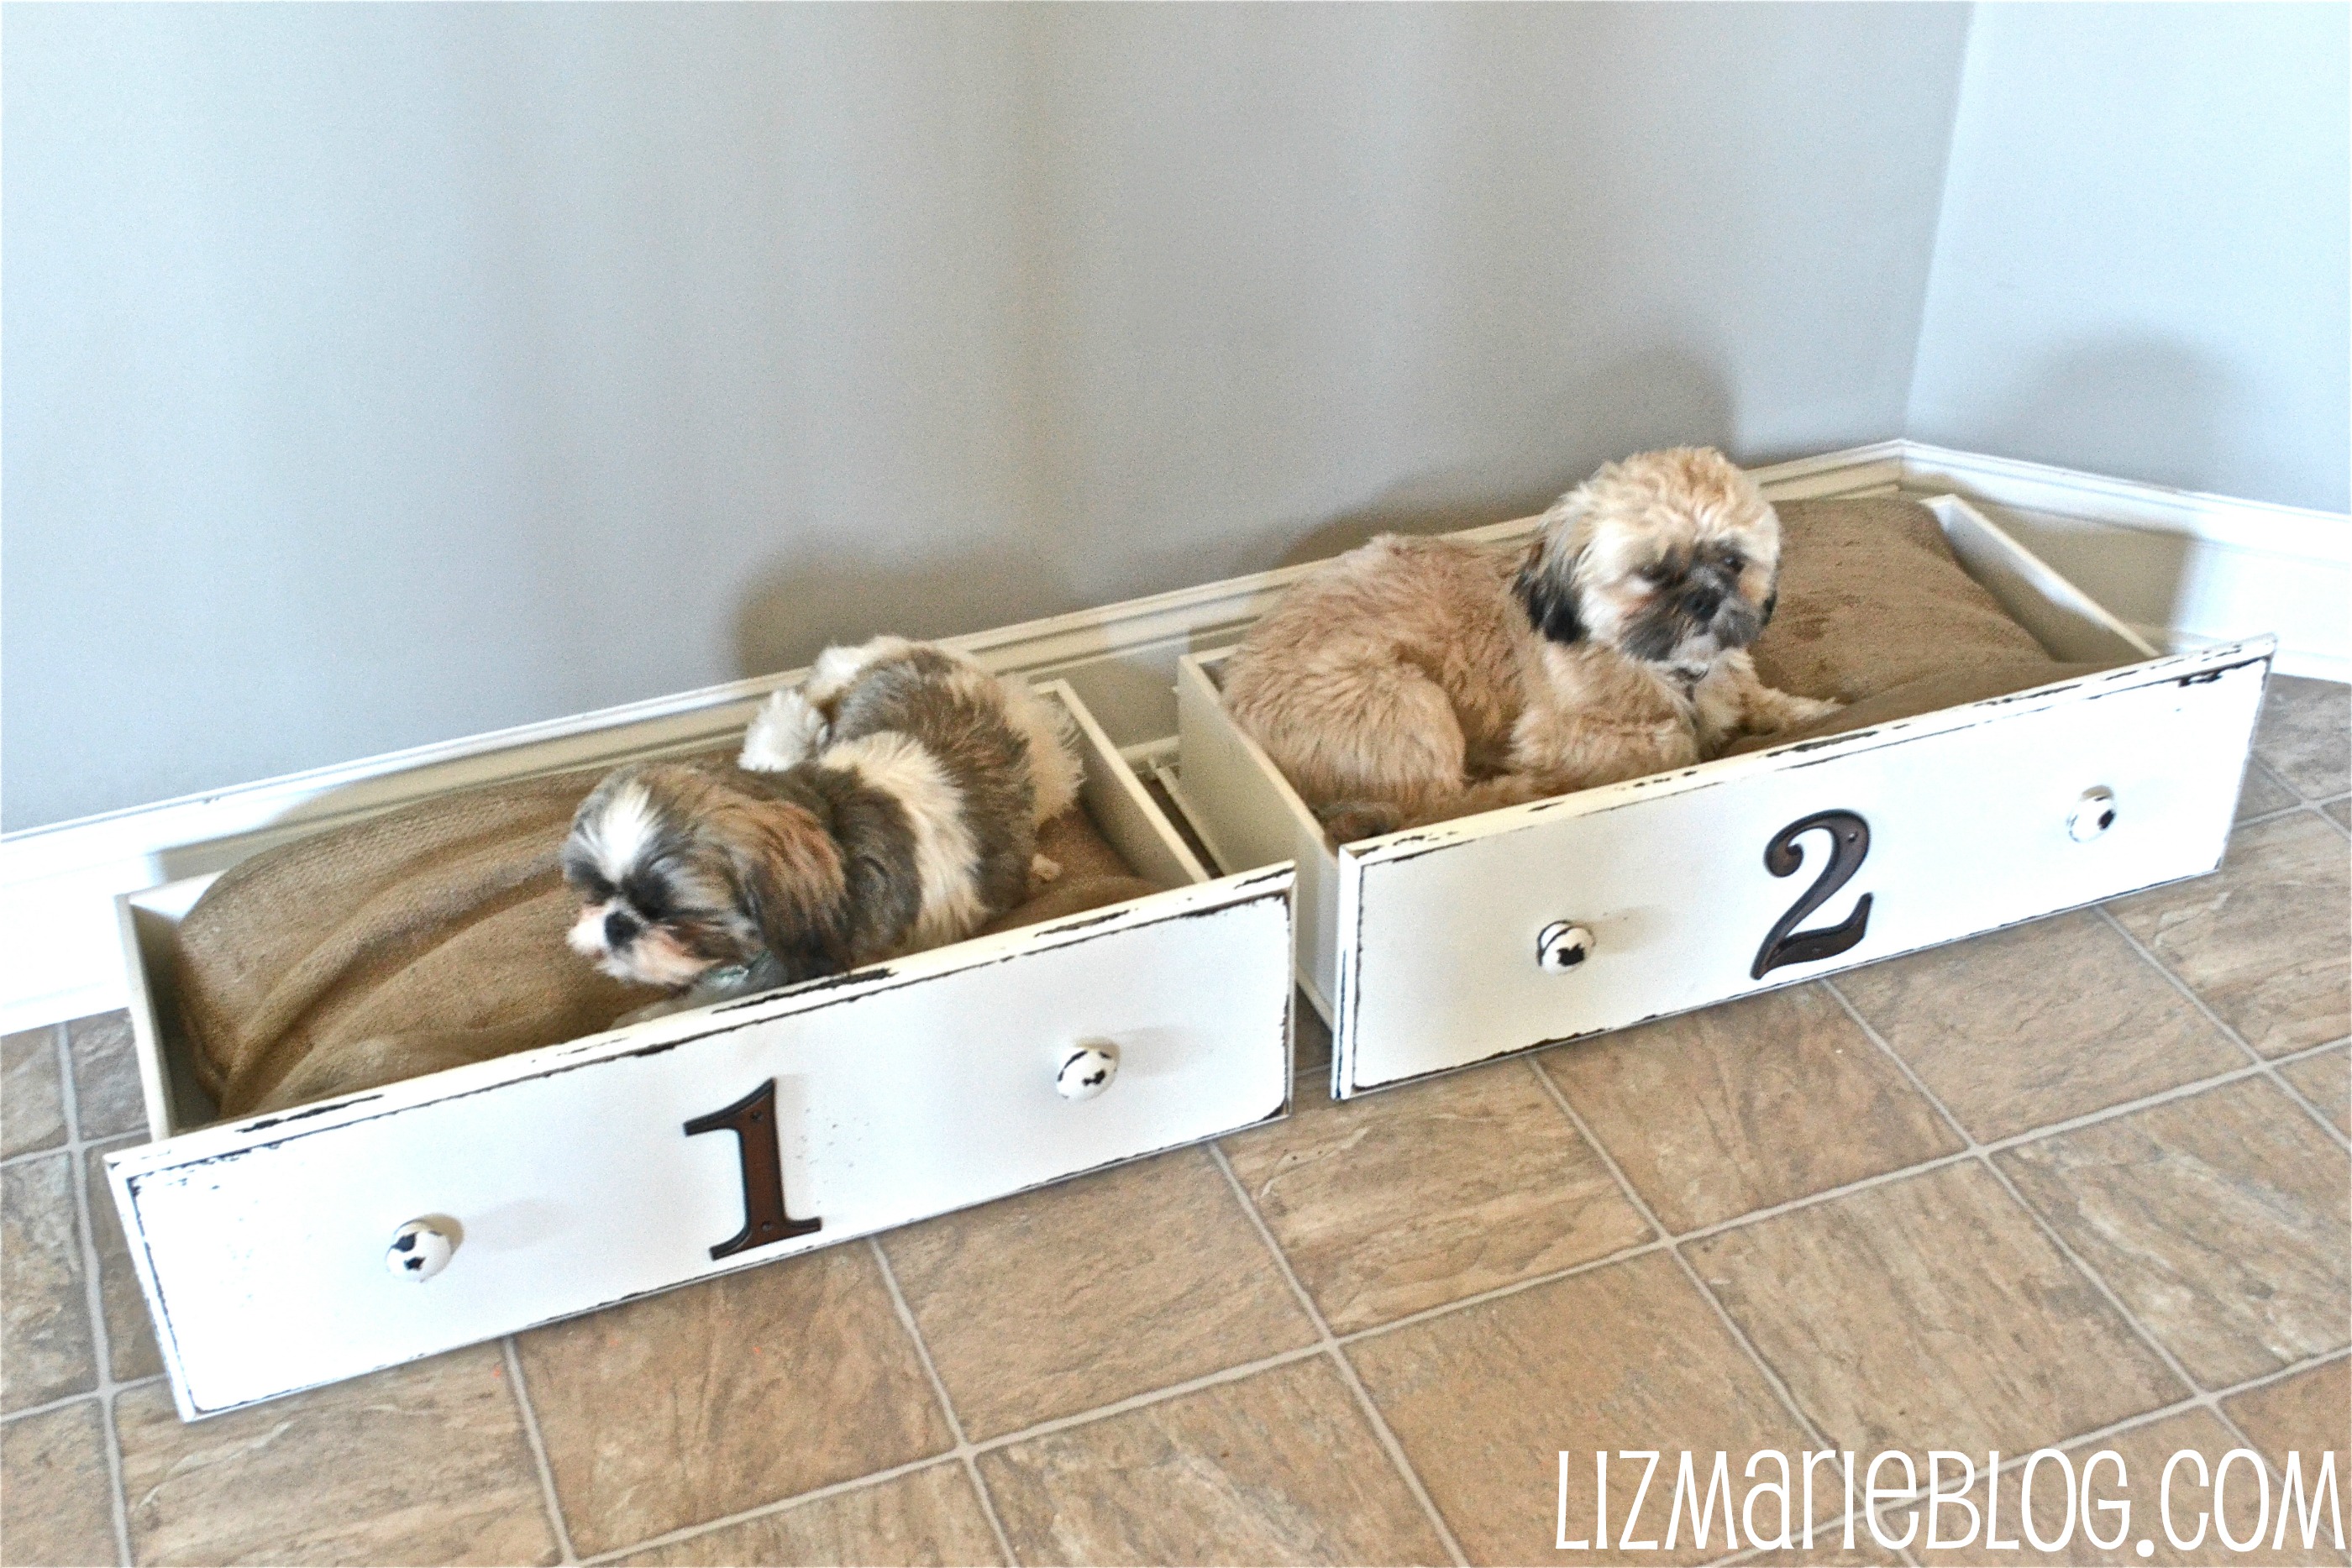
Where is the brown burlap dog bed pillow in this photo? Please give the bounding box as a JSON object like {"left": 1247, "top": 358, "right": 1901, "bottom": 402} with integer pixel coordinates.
{"left": 179, "top": 766, "right": 1158, "bottom": 1122}
{"left": 1725, "top": 495, "right": 2116, "bottom": 754}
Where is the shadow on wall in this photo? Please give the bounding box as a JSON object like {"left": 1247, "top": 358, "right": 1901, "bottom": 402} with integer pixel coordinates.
{"left": 1940, "top": 335, "right": 2223, "bottom": 634}
{"left": 731, "top": 349, "right": 1749, "bottom": 677}
{"left": 732, "top": 543, "right": 1079, "bottom": 681}
{"left": 1275, "top": 347, "right": 1741, "bottom": 569}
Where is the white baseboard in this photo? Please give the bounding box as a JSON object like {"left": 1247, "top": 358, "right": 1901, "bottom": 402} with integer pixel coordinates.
{"left": 0, "top": 437, "right": 2333, "bottom": 1031}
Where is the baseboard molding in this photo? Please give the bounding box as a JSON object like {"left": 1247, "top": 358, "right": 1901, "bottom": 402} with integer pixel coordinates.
{"left": 0, "top": 436, "right": 2332, "bottom": 1030}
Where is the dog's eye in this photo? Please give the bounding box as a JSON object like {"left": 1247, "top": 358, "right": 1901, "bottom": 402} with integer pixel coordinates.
{"left": 620, "top": 878, "right": 669, "bottom": 923}
{"left": 1637, "top": 564, "right": 1674, "bottom": 585}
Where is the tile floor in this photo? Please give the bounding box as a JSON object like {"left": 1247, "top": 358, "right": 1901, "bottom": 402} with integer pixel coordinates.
{"left": 3, "top": 678, "right": 2345, "bottom": 1567}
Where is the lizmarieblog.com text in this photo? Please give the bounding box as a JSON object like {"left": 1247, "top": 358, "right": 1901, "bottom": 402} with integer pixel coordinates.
{"left": 1554, "top": 1447, "right": 2344, "bottom": 1556}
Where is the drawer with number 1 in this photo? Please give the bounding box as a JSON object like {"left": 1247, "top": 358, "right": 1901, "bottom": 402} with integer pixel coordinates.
{"left": 108, "top": 684, "right": 1294, "bottom": 1420}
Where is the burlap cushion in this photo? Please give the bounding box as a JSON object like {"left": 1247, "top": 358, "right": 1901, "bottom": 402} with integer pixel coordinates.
{"left": 181, "top": 770, "right": 1158, "bottom": 1121}
{"left": 1725, "top": 496, "right": 2112, "bottom": 753}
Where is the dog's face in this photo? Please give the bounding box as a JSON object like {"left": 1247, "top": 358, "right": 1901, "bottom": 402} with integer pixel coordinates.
{"left": 563, "top": 764, "right": 846, "bottom": 990}
{"left": 1514, "top": 447, "right": 1782, "bottom": 669}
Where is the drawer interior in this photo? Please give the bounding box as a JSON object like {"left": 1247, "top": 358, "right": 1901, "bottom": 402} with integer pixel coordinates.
{"left": 1170, "top": 494, "right": 2240, "bottom": 1033}
{"left": 119, "top": 680, "right": 1210, "bottom": 1141}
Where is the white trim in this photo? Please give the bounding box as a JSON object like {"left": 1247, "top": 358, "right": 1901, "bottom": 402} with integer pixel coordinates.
{"left": 1897, "top": 443, "right": 2349, "bottom": 563}
{"left": 2, "top": 439, "right": 2338, "bottom": 1030}
{"left": 1893, "top": 442, "right": 2349, "bottom": 684}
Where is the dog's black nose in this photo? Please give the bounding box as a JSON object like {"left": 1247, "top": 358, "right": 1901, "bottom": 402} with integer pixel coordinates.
{"left": 604, "top": 908, "right": 641, "bottom": 947}
{"left": 1684, "top": 585, "right": 1724, "bottom": 622}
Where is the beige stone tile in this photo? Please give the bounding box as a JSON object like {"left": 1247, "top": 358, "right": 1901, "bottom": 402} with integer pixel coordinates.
{"left": 617, "top": 1464, "right": 1003, "bottom": 1567}
{"left": 2229, "top": 1368, "right": 2352, "bottom": 1565}
{"left": 1222, "top": 1060, "right": 1650, "bottom": 1334}
{"left": 1691, "top": 1162, "right": 2182, "bottom": 1458}
{"left": 2278, "top": 1044, "right": 2350, "bottom": 1135}
{"left": 85, "top": 1141, "right": 164, "bottom": 1383}
{"left": 1, "top": 1399, "right": 118, "bottom": 1567}
{"left": 1739, "top": 1536, "right": 1903, "bottom": 1568}
{"left": 1348, "top": 1251, "right": 1813, "bottom": 1566}
{"left": 516, "top": 1245, "right": 951, "bottom": 1558}
{"left": 1997, "top": 1078, "right": 2349, "bottom": 1387}
{"left": 3, "top": 1026, "right": 66, "bottom": 1160}
{"left": 2238, "top": 759, "right": 2300, "bottom": 821}
{"left": 2225, "top": 1356, "right": 2350, "bottom": 1500}
{"left": 881, "top": 1148, "right": 1315, "bottom": 1441}
{"left": 2109, "top": 813, "right": 2350, "bottom": 1057}
{"left": 979, "top": 1356, "right": 1447, "bottom": 1565}
{"left": 2254, "top": 674, "right": 2351, "bottom": 800}
{"left": 114, "top": 1344, "right": 556, "bottom": 1566}
{"left": 1539, "top": 986, "right": 1961, "bottom": 1232}
{"left": 1893, "top": 1408, "right": 2338, "bottom": 1565}
{"left": 66, "top": 1013, "right": 145, "bottom": 1143}
{"left": 2327, "top": 795, "right": 2349, "bottom": 828}
{"left": 2, "top": 1154, "right": 96, "bottom": 1413}
{"left": 1836, "top": 910, "right": 2243, "bottom": 1142}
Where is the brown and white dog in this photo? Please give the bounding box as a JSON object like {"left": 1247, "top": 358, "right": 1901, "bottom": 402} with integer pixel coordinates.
{"left": 564, "top": 637, "right": 1082, "bottom": 1020}
{"left": 1222, "top": 447, "right": 1838, "bottom": 836}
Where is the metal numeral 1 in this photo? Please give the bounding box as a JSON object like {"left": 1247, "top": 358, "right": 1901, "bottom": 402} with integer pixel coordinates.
{"left": 1751, "top": 810, "right": 1874, "bottom": 980}
{"left": 684, "top": 1079, "right": 821, "bottom": 1260}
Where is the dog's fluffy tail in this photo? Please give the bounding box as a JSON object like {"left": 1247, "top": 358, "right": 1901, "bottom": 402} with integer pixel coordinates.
{"left": 740, "top": 687, "right": 830, "bottom": 773}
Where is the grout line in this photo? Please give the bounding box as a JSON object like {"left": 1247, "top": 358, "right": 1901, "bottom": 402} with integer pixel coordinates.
{"left": 501, "top": 1335, "right": 580, "bottom": 1565}
{"left": 1521, "top": 1054, "right": 1837, "bottom": 1455}
{"left": 578, "top": 1450, "right": 978, "bottom": 1566}
{"left": 1333, "top": 1234, "right": 1676, "bottom": 1345}
{"left": 0, "top": 1377, "right": 169, "bottom": 1429}
{"left": 866, "top": 1237, "right": 1021, "bottom": 1568}
{"left": 1206, "top": 1140, "right": 1471, "bottom": 1568}
{"left": 1820, "top": 980, "right": 2284, "bottom": 1481}
{"left": 50, "top": 1021, "right": 136, "bottom": 1568}
{"left": 2091, "top": 902, "right": 2352, "bottom": 1154}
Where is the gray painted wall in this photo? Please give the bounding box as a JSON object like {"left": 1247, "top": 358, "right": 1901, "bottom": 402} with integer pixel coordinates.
{"left": 3, "top": 3, "right": 1971, "bottom": 830}
{"left": 1907, "top": 3, "right": 2350, "bottom": 513}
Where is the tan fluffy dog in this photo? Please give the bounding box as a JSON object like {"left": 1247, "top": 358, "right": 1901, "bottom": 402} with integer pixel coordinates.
{"left": 1223, "top": 448, "right": 1838, "bottom": 836}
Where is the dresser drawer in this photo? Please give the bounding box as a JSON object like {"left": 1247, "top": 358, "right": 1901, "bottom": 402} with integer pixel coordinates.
{"left": 1172, "top": 496, "right": 2271, "bottom": 1098}
{"left": 108, "top": 684, "right": 1295, "bottom": 1419}
{"left": 1331, "top": 648, "right": 2263, "bottom": 1091}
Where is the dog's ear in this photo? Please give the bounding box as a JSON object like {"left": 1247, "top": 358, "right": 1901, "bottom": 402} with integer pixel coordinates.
{"left": 1512, "top": 548, "right": 1587, "bottom": 645}
{"left": 1760, "top": 587, "right": 1778, "bottom": 627}
{"left": 713, "top": 797, "right": 848, "bottom": 967}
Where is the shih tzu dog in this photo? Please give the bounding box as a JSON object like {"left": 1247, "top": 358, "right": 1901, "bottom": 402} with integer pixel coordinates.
{"left": 564, "top": 637, "right": 1083, "bottom": 1020}
{"left": 1223, "top": 447, "right": 1839, "bottom": 836}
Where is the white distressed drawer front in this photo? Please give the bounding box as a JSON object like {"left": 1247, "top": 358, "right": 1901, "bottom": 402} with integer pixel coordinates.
{"left": 111, "top": 868, "right": 1292, "bottom": 1417}
{"left": 1335, "top": 651, "right": 2266, "bottom": 1094}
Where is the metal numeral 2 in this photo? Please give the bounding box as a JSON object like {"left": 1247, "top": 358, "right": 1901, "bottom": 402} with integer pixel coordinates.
{"left": 685, "top": 1079, "right": 821, "bottom": 1260}
{"left": 1751, "top": 810, "right": 1873, "bottom": 981}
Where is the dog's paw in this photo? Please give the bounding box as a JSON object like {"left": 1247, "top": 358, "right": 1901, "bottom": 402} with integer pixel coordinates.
{"left": 1030, "top": 853, "right": 1063, "bottom": 885}
{"left": 1788, "top": 694, "right": 1845, "bottom": 722}
{"left": 740, "top": 688, "right": 827, "bottom": 771}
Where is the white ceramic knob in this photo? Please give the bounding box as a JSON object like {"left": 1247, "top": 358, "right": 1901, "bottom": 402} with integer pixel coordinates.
{"left": 1537, "top": 921, "right": 1596, "bottom": 973}
{"left": 1056, "top": 1043, "right": 1118, "bottom": 1101}
{"left": 2067, "top": 787, "right": 2118, "bottom": 842}
{"left": 386, "top": 1218, "right": 456, "bottom": 1282}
